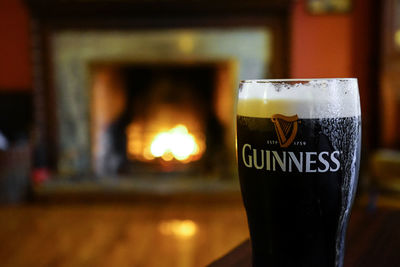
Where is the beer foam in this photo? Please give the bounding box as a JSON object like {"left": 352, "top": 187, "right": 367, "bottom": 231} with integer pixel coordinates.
{"left": 237, "top": 79, "right": 360, "bottom": 118}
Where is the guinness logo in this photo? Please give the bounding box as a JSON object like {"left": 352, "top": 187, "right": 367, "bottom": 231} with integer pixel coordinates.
{"left": 271, "top": 114, "right": 299, "bottom": 148}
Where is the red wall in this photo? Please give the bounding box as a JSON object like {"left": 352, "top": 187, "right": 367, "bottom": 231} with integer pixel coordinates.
{"left": 290, "top": 0, "right": 353, "bottom": 78}
{"left": 290, "top": 0, "right": 377, "bottom": 148}
{"left": 0, "top": 0, "right": 31, "bottom": 90}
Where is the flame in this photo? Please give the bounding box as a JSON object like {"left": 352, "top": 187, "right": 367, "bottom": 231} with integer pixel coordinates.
{"left": 127, "top": 123, "right": 204, "bottom": 163}
{"left": 151, "top": 125, "right": 200, "bottom": 161}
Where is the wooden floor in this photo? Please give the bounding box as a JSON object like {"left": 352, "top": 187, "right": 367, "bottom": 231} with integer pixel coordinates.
{"left": 0, "top": 199, "right": 249, "bottom": 267}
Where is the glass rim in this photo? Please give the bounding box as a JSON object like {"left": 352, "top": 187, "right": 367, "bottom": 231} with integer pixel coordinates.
{"left": 240, "top": 78, "right": 357, "bottom": 83}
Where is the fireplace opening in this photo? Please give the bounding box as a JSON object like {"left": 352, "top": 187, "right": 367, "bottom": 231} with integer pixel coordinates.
{"left": 91, "top": 62, "right": 235, "bottom": 179}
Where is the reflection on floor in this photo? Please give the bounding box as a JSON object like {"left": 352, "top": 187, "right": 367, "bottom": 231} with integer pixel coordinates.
{"left": 0, "top": 199, "right": 248, "bottom": 267}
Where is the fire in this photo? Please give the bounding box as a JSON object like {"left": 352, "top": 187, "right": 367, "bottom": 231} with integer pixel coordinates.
{"left": 151, "top": 125, "right": 200, "bottom": 161}
{"left": 127, "top": 123, "right": 204, "bottom": 163}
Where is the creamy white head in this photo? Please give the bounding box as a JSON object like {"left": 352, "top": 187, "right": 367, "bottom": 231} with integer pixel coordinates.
{"left": 237, "top": 79, "right": 361, "bottom": 119}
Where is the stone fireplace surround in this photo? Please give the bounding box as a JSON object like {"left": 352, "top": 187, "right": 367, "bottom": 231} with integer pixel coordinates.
{"left": 53, "top": 29, "right": 269, "bottom": 176}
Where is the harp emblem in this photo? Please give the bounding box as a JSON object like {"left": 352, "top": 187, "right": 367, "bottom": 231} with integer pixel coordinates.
{"left": 271, "top": 114, "right": 299, "bottom": 148}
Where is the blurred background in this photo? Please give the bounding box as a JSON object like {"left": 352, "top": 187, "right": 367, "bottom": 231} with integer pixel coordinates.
{"left": 1, "top": 0, "right": 400, "bottom": 266}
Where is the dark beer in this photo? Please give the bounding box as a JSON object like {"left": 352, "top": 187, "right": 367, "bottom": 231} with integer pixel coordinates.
{"left": 236, "top": 79, "right": 361, "bottom": 267}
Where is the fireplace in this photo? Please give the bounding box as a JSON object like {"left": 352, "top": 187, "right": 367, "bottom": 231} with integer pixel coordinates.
{"left": 50, "top": 29, "right": 270, "bottom": 182}
{"left": 26, "top": 0, "right": 292, "bottom": 195}
{"left": 91, "top": 61, "right": 234, "bottom": 178}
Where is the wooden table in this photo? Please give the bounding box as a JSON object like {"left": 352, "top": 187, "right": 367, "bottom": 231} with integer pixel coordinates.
{"left": 209, "top": 206, "right": 400, "bottom": 267}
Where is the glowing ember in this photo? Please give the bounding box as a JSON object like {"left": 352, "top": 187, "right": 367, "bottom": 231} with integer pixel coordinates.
{"left": 151, "top": 125, "right": 199, "bottom": 161}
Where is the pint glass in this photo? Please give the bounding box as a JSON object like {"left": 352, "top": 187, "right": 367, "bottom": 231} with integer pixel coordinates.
{"left": 236, "top": 79, "right": 361, "bottom": 267}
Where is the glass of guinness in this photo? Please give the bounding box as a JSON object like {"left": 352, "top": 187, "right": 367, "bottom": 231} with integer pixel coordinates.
{"left": 236, "top": 79, "right": 361, "bottom": 267}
